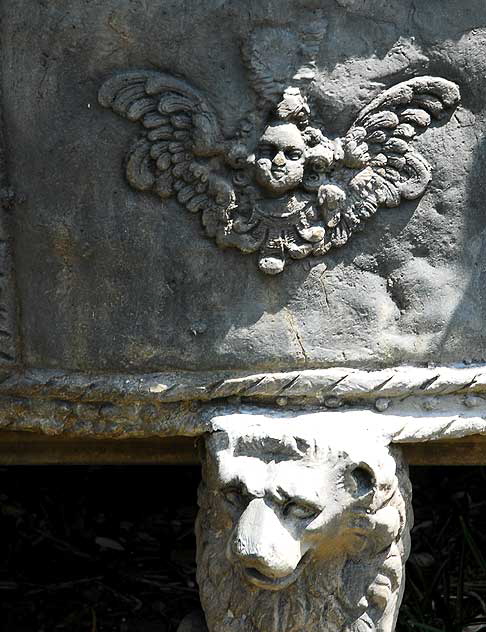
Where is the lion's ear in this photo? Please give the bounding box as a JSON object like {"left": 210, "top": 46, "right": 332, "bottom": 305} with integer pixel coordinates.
{"left": 349, "top": 463, "right": 375, "bottom": 499}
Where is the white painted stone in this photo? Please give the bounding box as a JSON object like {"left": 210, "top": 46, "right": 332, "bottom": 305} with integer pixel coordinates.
{"left": 194, "top": 409, "right": 486, "bottom": 632}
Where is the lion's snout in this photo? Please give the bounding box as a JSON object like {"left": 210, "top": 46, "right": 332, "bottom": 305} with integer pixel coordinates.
{"left": 229, "top": 498, "right": 304, "bottom": 585}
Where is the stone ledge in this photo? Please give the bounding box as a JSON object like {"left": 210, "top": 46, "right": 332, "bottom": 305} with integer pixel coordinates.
{"left": 1, "top": 366, "right": 486, "bottom": 443}
{"left": 0, "top": 364, "right": 485, "bottom": 405}
{"left": 0, "top": 432, "right": 485, "bottom": 466}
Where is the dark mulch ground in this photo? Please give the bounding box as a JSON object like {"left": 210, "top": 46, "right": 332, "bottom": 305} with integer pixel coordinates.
{"left": 399, "top": 467, "right": 486, "bottom": 632}
{"left": 0, "top": 465, "right": 484, "bottom": 632}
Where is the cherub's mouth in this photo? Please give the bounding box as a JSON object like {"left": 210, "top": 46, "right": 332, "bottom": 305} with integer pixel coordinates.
{"left": 241, "top": 551, "right": 311, "bottom": 591}
{"left": 271, "top": 169, "right": 287, "bottom": 180}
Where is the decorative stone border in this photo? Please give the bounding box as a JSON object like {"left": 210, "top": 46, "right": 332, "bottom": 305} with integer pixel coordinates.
{"left": 0, "top": 364, "right": 484, "bottom": 404}
{"left": 0, "top": 365, "right": 485, "bottom": 438}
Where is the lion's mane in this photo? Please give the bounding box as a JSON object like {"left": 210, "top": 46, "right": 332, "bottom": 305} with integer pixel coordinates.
{"left": 196, "top": 445, "right": 412, "bottom": 632}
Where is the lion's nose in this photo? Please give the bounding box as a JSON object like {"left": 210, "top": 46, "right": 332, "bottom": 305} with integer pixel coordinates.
{"left": 230, "top": 498, "right": 302, "bottom": 579}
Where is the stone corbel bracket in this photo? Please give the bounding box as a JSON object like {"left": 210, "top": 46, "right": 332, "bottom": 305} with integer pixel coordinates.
{"left": 0, "top": 365, "right": 484, "bottom": 631}
{"left": 195, "top": 408, "right": 486, "bottom": 632}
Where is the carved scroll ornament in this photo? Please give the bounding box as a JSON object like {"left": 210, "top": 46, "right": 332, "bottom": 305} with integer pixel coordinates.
{"left": 99, "top": 71, "right": 460, "bottom": 275}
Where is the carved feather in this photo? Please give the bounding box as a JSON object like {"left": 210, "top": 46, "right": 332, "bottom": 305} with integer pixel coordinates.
{"left": 98, "top": 70, "right": 241, "bottom": 234}
{"left": 321, "top": 76, "right": 460, "bottom": 251}
{"left": 125, "top": 139, "right": 155, "bottom": 191}
{"left": 100, "top": 68, "right": 460, "bottom": 274}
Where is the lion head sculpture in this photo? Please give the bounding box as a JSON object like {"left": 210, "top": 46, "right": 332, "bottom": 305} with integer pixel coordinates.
{"left": 196, "top": 413, "right": 413, "bottom": 632}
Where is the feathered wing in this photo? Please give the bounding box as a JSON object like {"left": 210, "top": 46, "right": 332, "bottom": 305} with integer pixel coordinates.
{"left": 98, "top": 71, "right": 238, "bottom": 238}
{"left": 317, "top": 76, "right": 461, "bottom": 252}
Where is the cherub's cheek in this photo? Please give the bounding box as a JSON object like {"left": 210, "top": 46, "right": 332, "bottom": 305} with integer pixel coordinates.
{"left": 288, "top": 160, "right": 302, "bottom": 170}
{"left": 288, "top": 164, "right": 304, "bottom": 180}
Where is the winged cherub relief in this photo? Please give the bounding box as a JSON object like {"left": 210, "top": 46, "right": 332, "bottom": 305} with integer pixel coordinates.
{"left": 99, "top": 63, "right": 460, "bottom": 275}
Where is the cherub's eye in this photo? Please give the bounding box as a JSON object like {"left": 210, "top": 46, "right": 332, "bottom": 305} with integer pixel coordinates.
{"left": 258, "top": 145, "right": 274, "bottom": 159}
{"left": 283, "top": 501, "right": 319, "bottom": 521}
{"left": 287, "top": 150, "right": 303, "bottom": 161}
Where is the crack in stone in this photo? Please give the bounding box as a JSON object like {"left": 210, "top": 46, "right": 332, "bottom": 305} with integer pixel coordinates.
{"left": 284, "top": 310, "right": 308, "bottom": 365}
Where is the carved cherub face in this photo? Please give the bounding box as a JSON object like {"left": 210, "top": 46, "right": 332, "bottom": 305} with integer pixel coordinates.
{"left": 255, "top": 122, "right": 306, "bottom": 195}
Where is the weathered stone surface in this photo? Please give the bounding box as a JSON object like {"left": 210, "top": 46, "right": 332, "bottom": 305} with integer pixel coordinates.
{"left": 1, "top": 5, "right": 486, "bottom": 628}
{"left": 2, "top": 0, "right": 486, "bottom": 372}
{"left": 198, "top": 413, "right": 409, "bottom": 632}
{"left": 0, "top": 366, "right": 484, "bottom": 439}
{"left": 195, "top": 409, "right": 486, "bottom": 632}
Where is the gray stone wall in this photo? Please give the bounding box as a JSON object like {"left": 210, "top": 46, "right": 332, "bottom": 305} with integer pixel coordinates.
{"left": 2, "top": 0, "right": 486, "bottom": 373}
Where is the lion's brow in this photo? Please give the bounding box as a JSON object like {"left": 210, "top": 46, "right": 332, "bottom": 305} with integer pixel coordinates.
{"left": 233, "top": 435, "right": 311, "bottom": 462}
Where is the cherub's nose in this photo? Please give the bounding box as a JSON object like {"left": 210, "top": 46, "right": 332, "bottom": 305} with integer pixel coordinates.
{"left": 272, "top": 151, "right": 286, "bottom": 167}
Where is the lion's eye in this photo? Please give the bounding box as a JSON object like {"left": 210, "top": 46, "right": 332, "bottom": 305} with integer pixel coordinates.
{"left": 284, "top": 501, "right": 319, "bottom": 520}
{"left": 222, "top": 488, "right": 244, "bottom": 507}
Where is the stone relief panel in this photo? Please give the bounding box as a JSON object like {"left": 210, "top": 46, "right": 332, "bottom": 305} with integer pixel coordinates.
{"left": 99, "top": 38, "right": 459, "bottom": 275}
{"left": 2, "top": 0, "right": 486, "bottom": 371}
